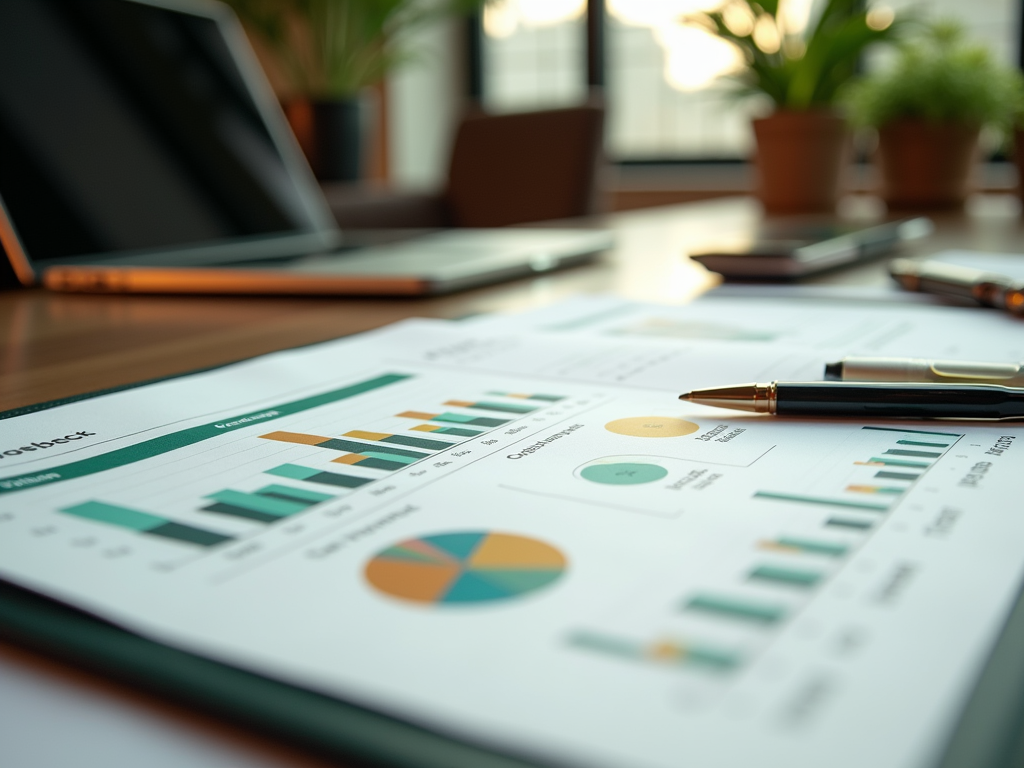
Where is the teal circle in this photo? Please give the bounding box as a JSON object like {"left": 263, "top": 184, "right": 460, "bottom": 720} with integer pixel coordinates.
{"left": 580, "top": 462, "right": 668, "bottom": 485}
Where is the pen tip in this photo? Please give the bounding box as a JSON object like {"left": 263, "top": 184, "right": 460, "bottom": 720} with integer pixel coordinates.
{"left": 678, "top": 392, "right": 692, "bottom": 401}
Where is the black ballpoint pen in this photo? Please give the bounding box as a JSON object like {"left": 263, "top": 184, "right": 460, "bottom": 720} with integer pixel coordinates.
{"left": 679, "top": 381, "right": 1024, "bottom": 420}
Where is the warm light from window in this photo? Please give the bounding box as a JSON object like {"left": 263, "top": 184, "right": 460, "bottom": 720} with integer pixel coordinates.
{"left": 657, "top": 24, "right": 744, "bottom": 91}
{"left": 606, "top": 0, "right": 720, "bottom": 28}
{"left": 607, "top": 0, "right": 745, "bottom": 92}
{"left": 752, "top": 14, "right": 781, "bottom": 53}
{"left": 486, "top": 0, "right": 824, "bottom": 93}
{"left": 866, "top": 4, "right": 894, "bottom": 31}
{"left": 777, "top": 0, "right": 815, "bottom": 36}
{"left": 722, "top": 3, "right": 755, "bottom": 37}
{"left": 483, "top": 0, "right": 586, "bottom": 38}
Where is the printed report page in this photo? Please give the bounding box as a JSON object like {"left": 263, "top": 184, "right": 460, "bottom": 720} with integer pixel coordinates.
{"left": 468, "top": 292, "right": 1024, "bottom": 363}
{"left": 0, "top": 320, "right": 1021, "bottom": 768}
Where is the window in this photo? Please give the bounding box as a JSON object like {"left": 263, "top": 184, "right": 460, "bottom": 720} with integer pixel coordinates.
{"left": 476, "top": 0, "right": 1024, "bottom": 162}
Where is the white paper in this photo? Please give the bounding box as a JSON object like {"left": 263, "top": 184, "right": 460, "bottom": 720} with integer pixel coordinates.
{"left": 469, "top": 293, "right": 1024, "bottom": 363}
{"left": 1, "top": 318, "right": 1022, "bottom": 768}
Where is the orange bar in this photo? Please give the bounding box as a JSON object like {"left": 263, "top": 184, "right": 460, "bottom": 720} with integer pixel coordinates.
{"left": 445, "top": 400, "right": 473, "bottom": 407}
{"left": 411, "top": 424, "right": 440, "bottom": 433}
{"left": 260, "top": 431, "right": 328, "bottom": 446}
{"left": 346, "top": 430, "right": 390, "bottom": 441}
{"left": 397, "top": 411, "right": 437, "bottom": 420}
{"left": 332, "top": 454, "right": 365, "bottom": 465}
{"left": 756, "top": 540, "right": 799, "bottom": 554}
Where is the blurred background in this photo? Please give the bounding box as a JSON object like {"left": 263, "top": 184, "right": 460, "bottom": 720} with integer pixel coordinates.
{"left": 298, "top": 0, "right": 1021, "bottom": 208}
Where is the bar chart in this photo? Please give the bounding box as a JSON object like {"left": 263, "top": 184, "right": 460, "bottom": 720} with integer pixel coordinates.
{"left": 47, "top": 383, "right": 570, "bottom": 554}
{"left": 754, "top": 426, "right": 961, "bottom": 513}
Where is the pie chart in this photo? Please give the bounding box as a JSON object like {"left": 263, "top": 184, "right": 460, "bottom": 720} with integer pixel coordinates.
{"left": 365, "top": 531, "right": 566, "bottom": 605}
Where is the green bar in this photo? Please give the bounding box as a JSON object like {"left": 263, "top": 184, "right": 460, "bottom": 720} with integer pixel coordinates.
{"left": 433, "top": 412, "right": 477, "bottom": 424}
{"left": 755, "top": 491, "right": 888, "bottom": 511}
{"left": 257, "top": 484, "right": 332, "bottom": 504}
{"left": 487, "top": 392, "right": 564, "bottom": 402}
{"left": 465, "top": 401, "right": 536, "bottom": 414}
{"left": 686, "top": 594, "right": 786, "bottom": 624}
{"left": 862, "top": 426, "right": 961, "bottom": 437}
{"left": 884, "top": 449, "right": 941, "bottom": 458}
{"left": 567, "top": 631, "right": 740, "bottom": 671}
{"left": 868, "top": 457, "right": 930, "bottom": 468}
{"left": 0, "top": 373, "right": 412, "bottom": 495}
{"left": 382, "top": 434, "right": 455, "bottom": 451}
{"left": 308, "top": 472, "right": 369, "bottom": 489}
{"left": 749, "top": 565, "right": 822, "bottom": 588}
{"left": 149, "top": 522, "right": 232, "bottom": 547}
{"left": 319, "top": 439, "right": 428, "bottom": 460}
{"left": 436, "top": 427, "right": 482, "bottom": 437}
{"left": 848, "top": 486, "right": 903, "bottom": 495}
{"left": 433, "top": 412, "right": 507, "bottom": 427}
{"left": 775, "top": 537, "right": 848, "bottom": 557}
{"left": 202, "top": 502, "right": 278, "bottom": 523}
{"left": 876, "top": 471, "right": 920, "bottom": 481}
{"left": 827, "top": 517, "right": 873, "bottom": 530}
{"left": 206, "top": 490, "right": 306, "bottom": 517}
{"left": 266, "top": 464, "right": 319, "bottom": 481}
{"left": 897, "top": 440, "right": 951, "bottom": 448}
{"left": 353, "top": 456, "right": 406, "bottom": 471}
{"left": 362, "top": 451, "right": 418, "bottom": 465}
{"left": 61, "top": 501, "right": 165, "bottom": 531}
{"left": 267, "top": 465, "right": 371, "bottom": 489}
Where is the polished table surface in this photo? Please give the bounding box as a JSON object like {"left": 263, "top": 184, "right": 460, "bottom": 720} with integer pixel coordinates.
{"left": 3, "top": 195, "right": 1024, "bottom": 767}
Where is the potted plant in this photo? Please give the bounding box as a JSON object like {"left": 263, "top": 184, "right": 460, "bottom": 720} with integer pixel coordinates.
{"left": 687, "top": 0, "right": 907, "bottom": 213}
{"left": 224, "top": 0, "right": 484, "bottom": 181}
{"left": 846, "top": 21, "right": 1023, "bottom": 209}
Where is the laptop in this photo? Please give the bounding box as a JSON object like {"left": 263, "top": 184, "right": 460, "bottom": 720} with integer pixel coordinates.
{"left": 0, "top": 0, "right": 612, "bottom": 295}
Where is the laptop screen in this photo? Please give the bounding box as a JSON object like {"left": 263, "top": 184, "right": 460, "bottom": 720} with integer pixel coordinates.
{"left": 0, "top": 0, "right": 333, "bottom": 266}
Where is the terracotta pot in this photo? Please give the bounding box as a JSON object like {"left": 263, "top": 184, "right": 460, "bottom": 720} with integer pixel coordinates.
{"left": 284, "top": 96, "right": 371, "bottom": 181}
{"left": 752, "top": 111, "right": 848, "bottom": 214}
{"left": 876, "top": 120, "right": 980, "bottom": 209}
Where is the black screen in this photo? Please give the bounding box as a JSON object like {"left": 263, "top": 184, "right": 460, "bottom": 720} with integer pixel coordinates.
{"left": 0, "top": 0, "right": 324, "bottom": 263}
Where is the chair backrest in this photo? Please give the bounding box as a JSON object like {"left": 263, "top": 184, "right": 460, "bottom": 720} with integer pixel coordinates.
{"left": 444, "top": 103, "right": 605, "bottom": 227}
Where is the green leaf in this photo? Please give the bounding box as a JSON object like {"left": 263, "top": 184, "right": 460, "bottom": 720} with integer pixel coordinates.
{"left": 222, "top": 0, "right": 489, "bottom": 98}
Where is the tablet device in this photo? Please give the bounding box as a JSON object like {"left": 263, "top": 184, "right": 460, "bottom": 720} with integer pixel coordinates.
{"left": 690, "top": 218, "right": 933, "bottom": 279}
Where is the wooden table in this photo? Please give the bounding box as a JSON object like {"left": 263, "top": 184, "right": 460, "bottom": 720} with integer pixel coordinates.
{"left": 2, "top": 195, "right": 1023, "bottom": 767}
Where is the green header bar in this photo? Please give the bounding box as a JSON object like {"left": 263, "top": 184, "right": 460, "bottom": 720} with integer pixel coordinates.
{"left": 0, "top": 373, "right": 411, "bottom": 495}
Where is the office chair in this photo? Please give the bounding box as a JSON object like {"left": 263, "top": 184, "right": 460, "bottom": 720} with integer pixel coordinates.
{"left": 323, "top": 103, "right": 606, "bottom": 228}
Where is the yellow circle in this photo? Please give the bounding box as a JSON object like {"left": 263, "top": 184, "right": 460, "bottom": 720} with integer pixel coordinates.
{"left": 604, "top": 416, "right": 699, "bottom": 438}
